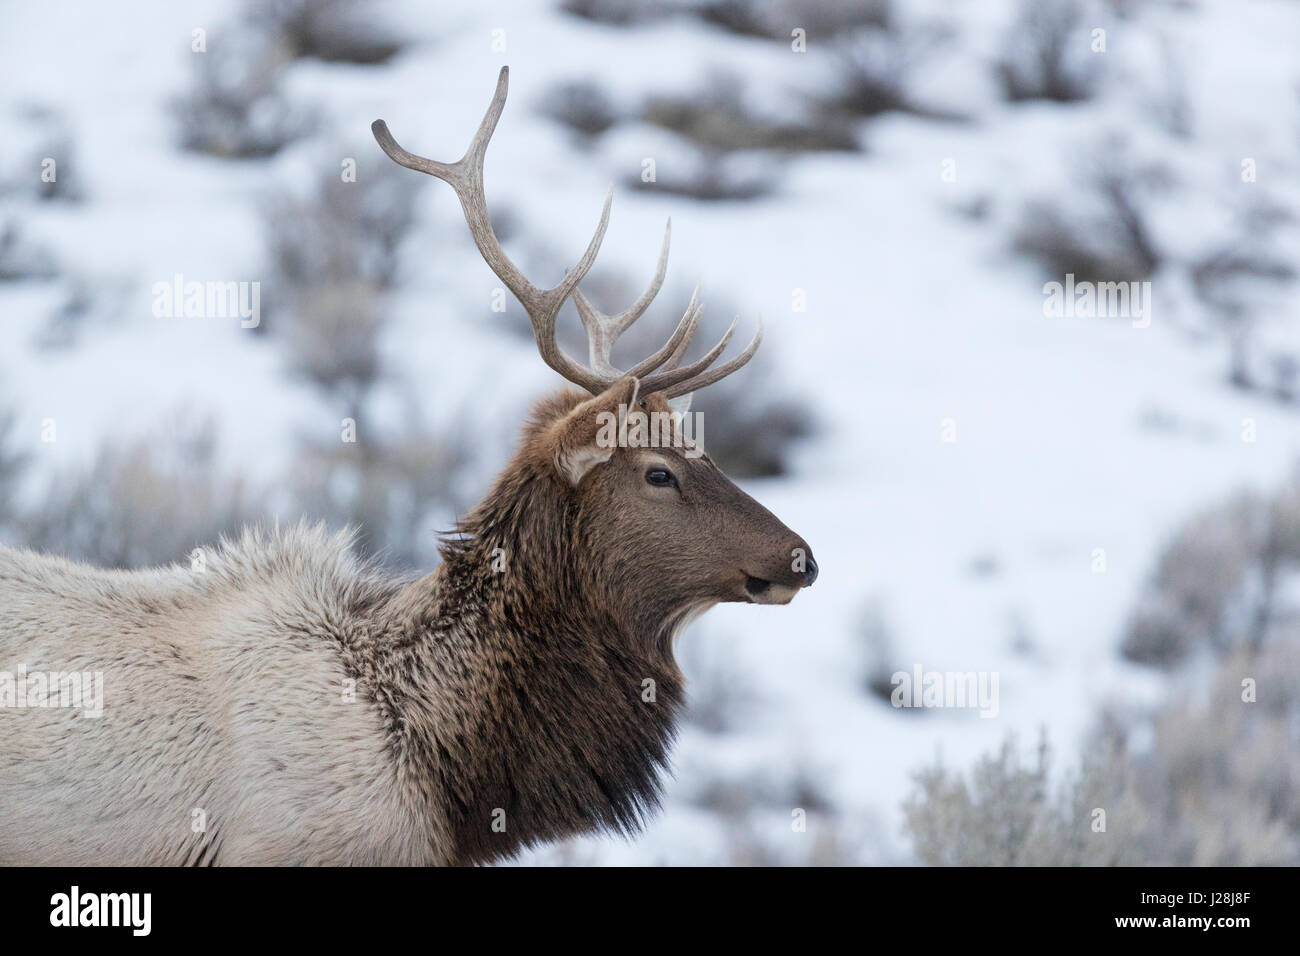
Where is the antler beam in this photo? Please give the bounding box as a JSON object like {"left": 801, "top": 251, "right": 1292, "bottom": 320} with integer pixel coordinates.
{"left": 372, "top": 66, "right": 760, "bottom": 399}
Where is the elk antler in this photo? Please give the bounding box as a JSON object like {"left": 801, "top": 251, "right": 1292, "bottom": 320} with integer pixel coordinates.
{"left": 371, "top": 67, "right": 761, "bottom": 400}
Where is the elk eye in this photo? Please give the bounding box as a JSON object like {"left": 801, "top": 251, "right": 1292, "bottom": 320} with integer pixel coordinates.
{"left": 645, "top": 468, "right": 678, "bottom": 490}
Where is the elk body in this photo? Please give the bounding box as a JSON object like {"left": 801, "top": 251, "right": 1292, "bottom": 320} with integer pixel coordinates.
{"left": 0, "top": 68, "right": 816, "bottom": 865}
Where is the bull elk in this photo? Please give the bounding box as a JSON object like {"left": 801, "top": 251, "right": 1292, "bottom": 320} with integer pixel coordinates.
{"left": 0, "top": 67, "right": 817, "bottom": 865}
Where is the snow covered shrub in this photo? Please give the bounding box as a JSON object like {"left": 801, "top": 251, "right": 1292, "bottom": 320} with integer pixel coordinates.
{"left": 0, "top": 106, "right": 83, "bottom": 203}
{"left": 678, "top": 630, "right": 762, "bottom": 734}
{"left": 540, "top": 79, "right": 621, "bottom": 138}
{"left": 35, "top": 275, "right": 131, "bottom": 352}
{"left": 279, "top": 279, "right": 386, "bottom": 398}
{"left": 1013, "top": 136, "right": 1164, "bottom": 284}
{"left": 1188, "top": 202, "right": 1296, "bottom": 392}
{"left": 0, "top": 219, "right": 58, "bottom": 282}
{"left": 690, "top": 762, "right": 836, "bottom": 818}
{"left": 288, "top": 413, "right": 471, "bottom": 570}
{"left": 1092, "top": 643, "right": 1300, "bottom": 865}
{"left": 1271, "top": 354, "right": 1300, "bottom": 404}
{"left": 904, "top": 734, "right": 1142, "bottom": 865}
{"left": 20, "top": 418, "right": 258, "bottom": 570}
{"left": 640, "top": 71, "right": 858, "bottom": 155}
{"left": 263, "top": 148, "right": 466, "bottom": 569}
{"left": 262, "top": 148, "right": 421, "bottom": 350}
{"left": 858, "top": 599, "right": 904, "bottom": 705}
{"left": 172, "top": 33, "right": 316, "bottom": 159}
{"left": 29, "top": 123, "right": 80, "bottom": 203}
{"left": 995, "top": 0, "right": 1099, "bottom": 103}
{"left": 1146, "top": 40, "right": 1193, "bottom": 139}
{"left": 0, "top": 405, "right": 29, "bottom": 535}
{"left": 685, "top": 760, "right": 872, "bottom": 865}
{"left": 909, "top": 622, "right": 1300, "bottom": 864}
{"left": 697, "top": 0, "right": 891, "bottom": 41}
{"left": 246, "top": 0, "right": 402, "bottom": 65}
{"left": 561, "top": 0, "right": 677, "bottom": 27}
{"left": 825, "top": 32, "right": 915, "bottom": 119}
{"left": 1122, "top": 476, "right": 1300, "bottom": 669}
{"left": 625, "top": 152, "right": 780, "bottom": 202}
{"left": 820, "top": 20, "right": 959, "bottom": 121}
{"left": 631, "top": 71, "right": 856, "bottom": 199}
{"left": 723, "top": 813, "right": 864, "bottom": 866}
{"left": 693, "top": 368, "right": 813, "bottom": 478}
{"left": 266, "top": 153, "right": 419, "bottom": 295}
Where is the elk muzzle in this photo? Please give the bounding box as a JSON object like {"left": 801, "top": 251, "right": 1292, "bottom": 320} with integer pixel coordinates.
{"left": 741, "top": 537, "right": 818, "bottom": 605}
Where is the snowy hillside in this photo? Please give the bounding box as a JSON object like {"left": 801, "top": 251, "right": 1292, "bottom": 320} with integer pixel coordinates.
{"left": 2, "top": 0, "right": 1298, "bottom": 864}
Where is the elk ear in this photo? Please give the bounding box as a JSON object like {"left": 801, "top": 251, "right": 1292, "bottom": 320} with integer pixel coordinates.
{"left": 551, "top": 376, "right": 640, "bottom": 486}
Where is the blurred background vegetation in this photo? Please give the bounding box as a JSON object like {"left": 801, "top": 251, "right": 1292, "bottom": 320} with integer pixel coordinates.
{"left": 1, "top": 0, "right": 1297, "bottom": 864}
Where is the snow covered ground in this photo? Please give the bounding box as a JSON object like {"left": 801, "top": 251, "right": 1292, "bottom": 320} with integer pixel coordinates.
{"left": 2, "top": 0, "right": 1298, "bottom": 863}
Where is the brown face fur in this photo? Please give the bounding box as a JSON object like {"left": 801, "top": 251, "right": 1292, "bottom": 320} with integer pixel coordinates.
{"left": 542, "top": 379, "right": 817, "bottom": 623}
{"left": 374, "top": 378, "right": 816, "bottom": 865}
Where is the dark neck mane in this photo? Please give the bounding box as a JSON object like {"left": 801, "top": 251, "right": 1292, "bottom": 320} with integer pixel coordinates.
{"left": 372, "top": 454, "right": 685, "bottom": 865}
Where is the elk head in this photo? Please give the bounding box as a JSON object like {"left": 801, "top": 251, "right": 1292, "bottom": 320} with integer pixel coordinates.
{"left": 372, "top": 67, "right": 817, "bottom": 626}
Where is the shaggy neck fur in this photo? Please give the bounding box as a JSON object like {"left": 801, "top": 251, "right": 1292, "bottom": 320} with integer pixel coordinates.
{"left": 362, "top": 393, "right": 686, "bottom": 865}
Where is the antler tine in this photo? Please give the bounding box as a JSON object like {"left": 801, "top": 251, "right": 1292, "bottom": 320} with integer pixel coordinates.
{"left": 572, "top": 219, "right": 672, "bottom": 376}
{"left": 654, "top": 290, "right": 703, "bottom": 373}
{"left": 372, "top": 66, "right": 611, "bottom": 393}
{"left": 663, "top": 318, "right": 763, "bottom": 399}
{"left": 640, "top": 312, "right": 741, "bottom": 394}
{"left": 625, "top": 284, "right": 701, "bottom": 378}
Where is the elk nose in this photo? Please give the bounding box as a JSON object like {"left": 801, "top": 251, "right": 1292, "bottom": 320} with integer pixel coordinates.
{"left": 803, "top": 554, "right": 819, "bottom": 587}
